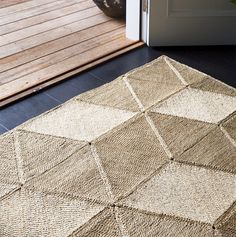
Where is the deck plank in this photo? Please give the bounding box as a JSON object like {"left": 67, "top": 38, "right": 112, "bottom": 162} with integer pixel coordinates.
{"left": 0, "top": 12, "right": 108, "bottom": 58}
{"left": 0, "top": 3, "right": 97, "bottom": 46}
{"left": 0, "top": 20, "right": 123, "bottom": 73}
{"left": 0, "top": 36, "right": 137, "bottom": 100}
{"left": 0, "top": 42, "right": 144, "bottom": 108}
{"left": 0, "top": 0, "right": 83, "bottom": 26}
{"left": 0, "top": 0, "right": 141, "bottom": 105}
{"left": 0, "top": 0, "right": 30, "bottom": 9}
{"left": 0, "top": 1, "right": 94, "bottom": 35}
{"left": 0, "top": 0, "right": 57, "bottom": 16}
{"left": 0, "top": 26, "right": 125, "bottom": 84}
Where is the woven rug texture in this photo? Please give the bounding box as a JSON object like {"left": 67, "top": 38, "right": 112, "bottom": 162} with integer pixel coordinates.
{"left": 0, "top": 55, "right": 236, "bottom": 237}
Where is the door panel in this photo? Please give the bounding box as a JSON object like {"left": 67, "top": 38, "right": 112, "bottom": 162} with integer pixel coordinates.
{"left": 146, "top": 0, "right": 236, "bottom": 46}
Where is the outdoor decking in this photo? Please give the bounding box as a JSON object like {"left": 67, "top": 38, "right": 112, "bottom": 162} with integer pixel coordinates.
{"left": 0, "top": 0, "right": 142, "bottom": 106}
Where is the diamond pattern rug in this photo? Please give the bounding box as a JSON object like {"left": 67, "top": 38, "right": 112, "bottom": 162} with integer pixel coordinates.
{"left": 0, "top": 56, "right": 236, "bottom": 237}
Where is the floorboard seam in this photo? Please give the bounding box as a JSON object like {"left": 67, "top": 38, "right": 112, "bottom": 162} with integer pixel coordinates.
{"left": 0, "top": 123, "right": 9, "bottom": 131}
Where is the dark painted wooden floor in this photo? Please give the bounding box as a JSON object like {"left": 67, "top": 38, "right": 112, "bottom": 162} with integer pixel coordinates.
{"left": 0, "top": 45, "right": 235, "bottom": 134}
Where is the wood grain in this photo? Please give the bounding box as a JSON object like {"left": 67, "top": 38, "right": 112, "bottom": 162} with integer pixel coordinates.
{"left": 0, "top": 0, "right": 82, "bottom": 26}
{"left": 0, "top": 20, "right": 123, "bottom": 73}
{"left": 0, "top": 4, "right": 98, "bottom": 46}
{"left": 0, "top": 0, "right": 58, "bottom": 17}
{"left": 0, "top": 26, "right": 125, "bottom": 84}
{"left": 0, "top": 0, "right": 30, "bottom": 9}
{"left": 0, "top": 13, "right": 108, "bottom": 58}
{"left": 0, "top": 1, "right": 93, "bottom": 35}
{"left": 0, "top": 42, "right": 144, "bottom": 107}
{"left": 0, "top": 36, "right": 136, "bottom": 99}
{"left": 0, "top": 0, "right": 141, "bottom": 106}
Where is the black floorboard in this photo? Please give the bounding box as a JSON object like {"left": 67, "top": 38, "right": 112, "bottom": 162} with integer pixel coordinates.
{"left": 0, "top": 92, "right": 60, "bottom": 130}
{"left": 0, "top": 124, "right": 8, "bottom": 134}
{"left": 44, "top": 73, "right": 105, "bottom": 103}
{"left": 0, "top": 45, "right": 235, "bottom": 134}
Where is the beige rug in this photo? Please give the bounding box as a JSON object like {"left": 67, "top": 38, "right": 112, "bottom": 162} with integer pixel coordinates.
{"left": 0, "top": 56, "right": 236, "bottom": 237}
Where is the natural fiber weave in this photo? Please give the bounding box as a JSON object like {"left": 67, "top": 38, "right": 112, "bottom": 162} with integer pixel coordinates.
{"left": 0, "top": 56, "right": 236, "bottom": 236}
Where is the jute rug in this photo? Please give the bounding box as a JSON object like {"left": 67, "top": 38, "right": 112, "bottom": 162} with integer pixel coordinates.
{"left": 0, "top": 56, "right": 236, "bottom": 237}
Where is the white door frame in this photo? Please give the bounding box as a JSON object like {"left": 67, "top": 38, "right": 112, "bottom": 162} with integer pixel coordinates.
{"left": 126, "top": 0, "right": 142, "bottom": 40}
{"left": 126, "top": 0, "right": 149, "bottom": 44}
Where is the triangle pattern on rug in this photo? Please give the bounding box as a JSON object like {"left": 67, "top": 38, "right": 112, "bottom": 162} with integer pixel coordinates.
{"left": 221, "top": 114, "right": 236, "bottom": 142}
{"left": 118, "top": 207, "right": 214, "bottom": 237}
{"left": 77, "top": 77, "right": 140, "bottom": 112}
{"left": 126, "top": 56, "right": 184, "bottom": 86}
{"left": 0, "top": 133, "right": 19, "bottom": 185}
{"left": 153, "top": 88, "right": 236, "bottom": 124}
{"left": 148, "top": 112, "right": 216, "bottom": 156}
{"left": 16, "top": 130, "right": 86, "bottom": 182}
{"left": 0, "top": 55, "right": 236, "bottom": 237}
{"left": 214, "top": 203, "right": 236, "bottom": 237}
{"left": 167, "top": 57, "right": 208, "bottom": 85}
{"left": 73, "top": 207, "right": 122, "bottom": 237}
{"left": 191, "top": 76, "right": 236, "bottom": 97}
{"left": 120, "top": 162, "right": 236, "bottom": 224}
{"left": 0, "top": 182, "right": 19, "bottom": 201}
{"left": 177, "top": 127, "right": 236, "bottom": 174}
{"left": 25, "top": 145, "right": 112, "bottom": 203}
{"left": 127, "top": 77, "right": 184, "bottom": 109}
{"left": 0, "top": 189, "right": 105, "bottom": 237}
{"left": 22, "top": 101, "right": 137, "bottom": 142}
{"left": 95, "top": 115, "right": 169, "bottom": 200}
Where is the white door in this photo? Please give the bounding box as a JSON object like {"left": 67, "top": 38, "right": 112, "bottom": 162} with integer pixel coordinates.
{"left": 143, "top": 0, "right": 236, "bottom": 46}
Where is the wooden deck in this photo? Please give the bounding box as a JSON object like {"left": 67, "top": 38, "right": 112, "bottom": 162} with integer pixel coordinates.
{"left": 0, "top": 0, "right": 142, "bottom": 106}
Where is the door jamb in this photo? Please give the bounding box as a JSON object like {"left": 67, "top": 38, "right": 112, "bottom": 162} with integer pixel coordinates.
{"left": 126, "top": 0, "right": 142, "bottom": 40}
